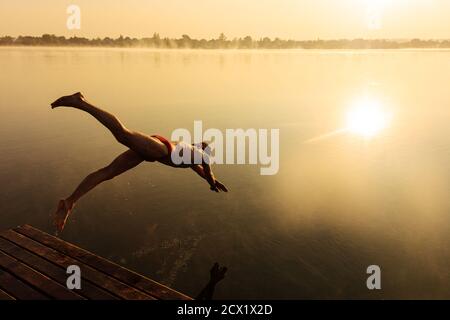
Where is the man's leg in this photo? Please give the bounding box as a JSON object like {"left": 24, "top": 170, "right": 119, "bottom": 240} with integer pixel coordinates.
{"left": 51, "top": 92, "right": 167, "bottom": 160}
{"left": 54, "top": 149, "right": 144, "bottom": 234}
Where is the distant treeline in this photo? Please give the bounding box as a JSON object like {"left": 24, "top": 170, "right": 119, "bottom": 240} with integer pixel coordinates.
{"left": 1, "top": 34, "right": 450, "bottom": 49}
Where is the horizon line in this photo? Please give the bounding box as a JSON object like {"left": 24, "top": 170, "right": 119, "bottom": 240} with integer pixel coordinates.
{"left": 2, "top": 34, "right": 450, "bottom": 50}
{"left": 2, "top": 34, "right": 450, "bottom": 42}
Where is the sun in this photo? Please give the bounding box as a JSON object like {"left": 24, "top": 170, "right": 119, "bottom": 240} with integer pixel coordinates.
{"left": 346, "top": 99, "right": 391, "bottom": 138}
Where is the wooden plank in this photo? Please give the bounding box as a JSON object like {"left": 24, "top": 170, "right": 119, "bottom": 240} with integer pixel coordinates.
{"left": 15, "top": 224, "right": 191, "bottom": 300}
{"left": 0, "top": 237, "right": 118, "bottom": 300}
{"left": 0, "top": 229, "right": 155, "bottom": 300}
{"left": 0, "top": 250, "right": 84, "bottom": 300}
{"left": 0, "top": 268, "right": 48, "bottom": 300}
{"left": 0, "top": 287, "right": 15, "bottom": 300}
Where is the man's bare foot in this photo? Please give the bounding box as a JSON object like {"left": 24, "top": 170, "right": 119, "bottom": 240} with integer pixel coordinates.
{"left": 51, "top": 92, "right": 86, "bottom": 109}
{"left": 53, "top": 199, "right": 73, "bottom": 236}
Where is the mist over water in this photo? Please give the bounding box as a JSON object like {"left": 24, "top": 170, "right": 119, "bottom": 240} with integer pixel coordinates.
{"left": 0, "top": 47, "right": 449, "bottom": 299}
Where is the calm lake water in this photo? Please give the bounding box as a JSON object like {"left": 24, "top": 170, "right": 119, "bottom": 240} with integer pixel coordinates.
{"left": 0, "top": 47, "right": 449, "bottom": 299}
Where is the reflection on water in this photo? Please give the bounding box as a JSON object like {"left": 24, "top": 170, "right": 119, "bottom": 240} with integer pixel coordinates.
{"left": 0, "top": 47, "right": 449, "bottom": 299}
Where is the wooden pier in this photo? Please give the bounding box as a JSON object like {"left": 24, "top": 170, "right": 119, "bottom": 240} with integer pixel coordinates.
{"left": 0, "top": 224, "right": 192, "bottom": 300}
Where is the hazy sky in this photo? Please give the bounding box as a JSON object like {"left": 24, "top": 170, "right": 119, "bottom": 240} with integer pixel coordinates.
{"left": 0, "top": 0, "right": 449, "bottom": 39}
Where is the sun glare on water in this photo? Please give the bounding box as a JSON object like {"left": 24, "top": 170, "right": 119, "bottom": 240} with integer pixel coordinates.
{"left": 346, "top": 99, "right": 391, "bottom": 138}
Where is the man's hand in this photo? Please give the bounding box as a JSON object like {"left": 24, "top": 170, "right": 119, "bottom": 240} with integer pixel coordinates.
{"left": 196, "top": 262, "right": 228, "bottom": 300}
{"left": 210, "top": 262, "right": 227, "bottom": 285}
{"left": 215, "top": 180, "right": 228, "bottom": 192}
{"left": 210, "top": 180, "right": 228, "bottom": 192}
{"left": 191, "top": 164, "right": 228, "bottom": 193}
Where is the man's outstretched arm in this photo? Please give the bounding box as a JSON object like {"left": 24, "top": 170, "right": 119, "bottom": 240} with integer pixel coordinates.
{"left": 191, "top": 165, "right": 228, "bottom": 192}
